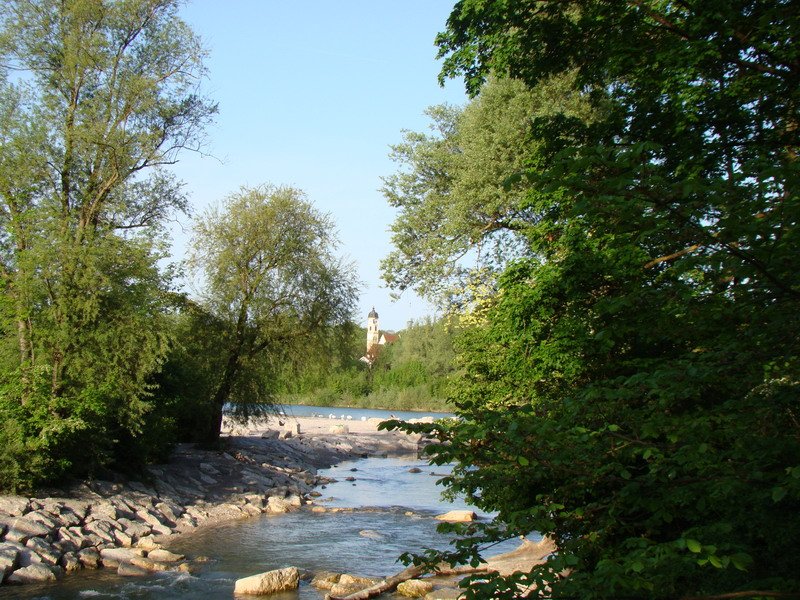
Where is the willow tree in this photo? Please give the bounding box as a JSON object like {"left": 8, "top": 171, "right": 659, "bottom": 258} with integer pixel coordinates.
{"left": 190, "top": 185, "right": 358, "bottom": 447}
{"left": 0, "top": 0, "right": 215, "bottom": 490}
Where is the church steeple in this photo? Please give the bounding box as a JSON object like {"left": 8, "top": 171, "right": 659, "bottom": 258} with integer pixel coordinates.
{"left": 366, "top": 307, "right": 380, "bottom": 353}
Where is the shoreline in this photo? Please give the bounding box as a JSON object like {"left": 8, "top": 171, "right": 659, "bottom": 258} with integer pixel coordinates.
{"left": 0, "top": 415, "right": 427, "bottom": 587}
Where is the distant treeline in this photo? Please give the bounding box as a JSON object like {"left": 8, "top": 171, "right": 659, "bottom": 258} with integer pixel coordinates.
{"left": 277, "top": 317, "right": 456, "bottom": 412}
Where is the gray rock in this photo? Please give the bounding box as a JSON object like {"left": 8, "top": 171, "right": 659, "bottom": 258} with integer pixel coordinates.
{"left": 329, "top": 574, "right": 379, "bottom": 597}
{"left": 147, "top": 549, "right": 184, "bottom": 562}
{"left": 240, "top": 504, "right": 263, "bottom": 517}
{"left": 0, "top": 496, "right": 29, "bottom": 517}
{"left": 88, "top": 480, "right": 124, "bottom": 496}
{"left": 22, "top": 509, "right": 58, "bottom": 530}
{"left": 25, "top": 536, "right": 61, "bottom": 566}
{"left": 84, "top": 520, "right": 116, "bottom": 543}
{"left": 205, "top": 503, "right": 244, "bottom": 521}
{"left": 135, "top": 535, "right": 161, "bottom": 551}
{"left": 52, "top": 506, "right": 83, "bottom": 527}
{"left": 60, "top": 551, "right": 81, "bottom": 572}
{"left": 52, "top": 536, "right": 79, "bottom": 555}
{"left": 99, "top": 547, "right": 146, "bottom": 562}
{"left": 81, "top": 531, "right": 106, "bottom": 549}
{"left": 113, "top": 529, "right": 133, "bottom": 547}
{"left": 0, "top": 543, "right": 20, "bottom": 575}
{"left": 234, "top": 566, "right": 300, "bottom": 595}
{"left": 128, "top": 481, "right": 157, "bottom": 496}
{"left": 198, "top": 472, "right": 218, "bottom": 485}
{"left": 77, "top": 548, "right": 101, "bottom": 569}
{"left": 156, "top": 500, "right": 184, "bottom": 521}
{"left": 6, "top": 563, "right": 57, "bottom": 584}
{"left": 4, "top": 516, "right": 51, "bottom": 543}
{"left": 2, "top": 541, "right": 42, "bottom": 568}
{"left": 136, "top": 508, "right": 170, "bottom": 529}
{"left": 184, "top": 506, "right": 209, "bottom": 522}
{"left": 266, "top": 496, "right": 292, "bottom": 514}
{"left": 118, "top": 517, "right": 152, "bottom": 539}
{"left": 199, "top": 462, "right": 220, "bottom": 475}
{"left": 59, "top": 500, "right": 89, "bottom": 520}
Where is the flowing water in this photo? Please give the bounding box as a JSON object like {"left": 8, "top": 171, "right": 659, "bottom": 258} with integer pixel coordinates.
{"left": 3, "top": 455, "right": 526, "bottom": 599}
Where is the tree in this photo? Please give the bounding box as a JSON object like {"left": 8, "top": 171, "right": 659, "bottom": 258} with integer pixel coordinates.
{"left": 0, "top": 0, "right": 214, "bottom": 490}
{"left": 190, "top": 184, "right": 358, "bottom": 446}
{"left": 384, "top": 1, "right": 800, "bottom": 598}
{"left": 381, "top": 75, "right": 593, "bottom": 305}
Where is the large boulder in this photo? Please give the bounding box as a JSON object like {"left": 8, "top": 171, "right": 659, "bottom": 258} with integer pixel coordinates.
{"left": 6, "top": 563, "right": 58, "bottom": 584}
{"left": 0, "top": 544, "right": 20, "bottom": 579}
{"left": 234, "top": 566, "right": 300, "bottom": 596}
{"left": 0, "top": 496, "right": 29, "bottom": 517}
{"left": 434, "top": 510, "right": 477, "bottom": 523}
{"left": 4, "top": 517, "right": 51, "bottom": 543}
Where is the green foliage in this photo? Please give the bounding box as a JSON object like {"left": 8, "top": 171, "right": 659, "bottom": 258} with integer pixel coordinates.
{"left": 284, "top": 317, "right": 458, "bottom": 412}
{"left": 381, "top": 75, "right": 593, "bottom": 304}
{"left": 189, "top": 184, "right": 359, "bottom": 445}
{"left": 0, "top": 0, "right": 214, "bottom": 491}
{"left": 383, "top": 1, "right": 800, "bottom": 598}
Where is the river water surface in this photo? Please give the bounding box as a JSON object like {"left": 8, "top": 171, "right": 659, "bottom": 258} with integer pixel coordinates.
{"left": 4, "top": 454, "right": 522, "bottom": 599}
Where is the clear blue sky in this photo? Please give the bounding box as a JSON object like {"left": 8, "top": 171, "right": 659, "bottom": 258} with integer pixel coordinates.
{"left": 168, "top": 1, "right": 466, "bottom": 332}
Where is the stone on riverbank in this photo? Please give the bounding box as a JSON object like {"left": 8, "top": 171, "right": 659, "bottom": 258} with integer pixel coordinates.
{"left": 148, "top": 549, "right": 184, "bottom": 562}
{"left": 424, "top": 587, "right": 463, "bottom": 600}
{"left": 434, "top": 510, "right": 477, "bottom": 522}
{"left": 6, "top": 563, "right": 58, "bottom": 584}
{"left": 234, "top": 566, "right": 300, "bottom": 595}
{"left": 329, "top": 573, "right": 378, "bottom": 596}
{"left": 311, "top": 571, "right": 341, "bottom": 590}
{"left": 4, "top": 517, "right": 51, "bottom": 543}
{"left": 397, "top": 579, "right": 435, "bottom": 597}
{"left": 0, "top": 497, "right": 29, "bottom": 517}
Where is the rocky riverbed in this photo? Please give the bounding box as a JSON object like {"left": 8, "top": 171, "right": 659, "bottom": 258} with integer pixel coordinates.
{"left": 0, "top": 415, "right": 427, "bottom": 587}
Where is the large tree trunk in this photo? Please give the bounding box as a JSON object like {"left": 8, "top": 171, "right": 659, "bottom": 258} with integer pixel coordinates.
{"left": 203, "top": 353, "right": 240, "bottom": 448}
{"left": 203, "top": 306, "right": 249, "bottom": 447}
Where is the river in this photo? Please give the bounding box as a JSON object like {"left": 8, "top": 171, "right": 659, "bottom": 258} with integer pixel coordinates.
{"left": 3, "top": 408, "right": 524, "bottom": 599}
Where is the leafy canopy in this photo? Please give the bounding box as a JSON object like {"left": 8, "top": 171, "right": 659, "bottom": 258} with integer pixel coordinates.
{"left": 383, "top": 1, "right": 800, "bottom": 598}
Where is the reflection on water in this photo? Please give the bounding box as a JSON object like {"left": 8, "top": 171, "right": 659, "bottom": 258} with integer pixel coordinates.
{"left": 2, "top": 456, "right": 511, "bottom": 600}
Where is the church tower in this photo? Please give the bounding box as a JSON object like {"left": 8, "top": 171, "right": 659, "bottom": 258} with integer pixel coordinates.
{"left": 366, "top": 307, "right": 380, "bottom": 353}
